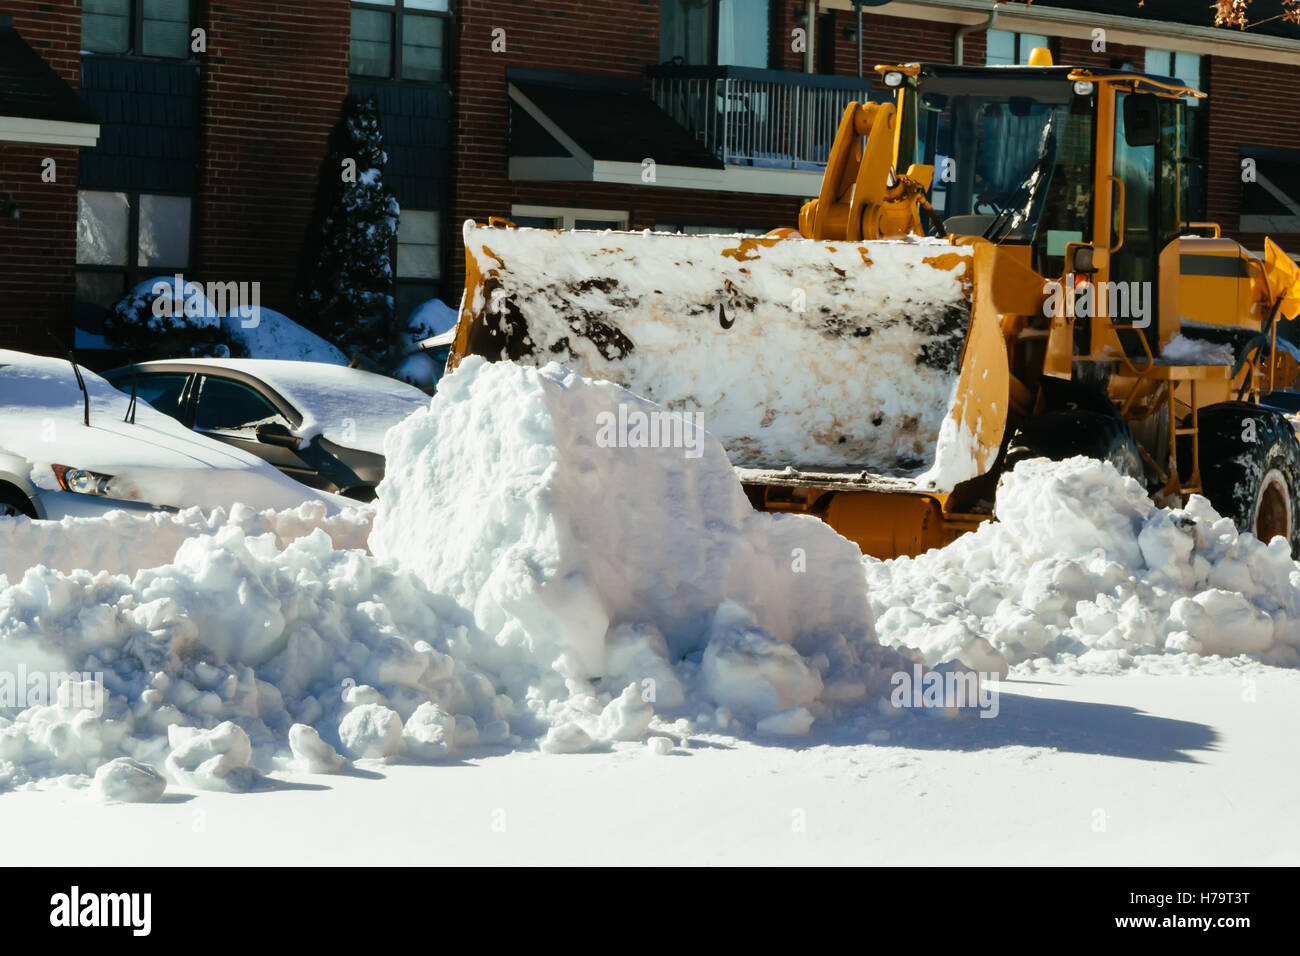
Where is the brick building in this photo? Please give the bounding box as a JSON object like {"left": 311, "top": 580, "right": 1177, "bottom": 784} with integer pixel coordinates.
{"left": 2, "top": 1, "right": 1300, "bottom": 360}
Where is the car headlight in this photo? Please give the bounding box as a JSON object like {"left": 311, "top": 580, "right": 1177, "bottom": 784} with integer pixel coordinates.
{"left": 50, "top": 464, "right": 115, "bottom": 497}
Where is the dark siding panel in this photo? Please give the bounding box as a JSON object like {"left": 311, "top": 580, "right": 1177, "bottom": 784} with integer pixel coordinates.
{"left": 349, "top": 80, "right": 451, "bottom": 212}
{"left": 79, "top": 57, "right": 199, "bottom": 193}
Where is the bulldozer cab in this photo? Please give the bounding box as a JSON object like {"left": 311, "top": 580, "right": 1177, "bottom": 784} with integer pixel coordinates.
{"left": 890, "top": 59, "right": 1203, "bottom": 356}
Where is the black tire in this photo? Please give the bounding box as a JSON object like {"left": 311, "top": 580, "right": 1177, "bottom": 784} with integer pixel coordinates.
{"left": 1003, "top": 410, "right": 1145, "bottom": 482}
{"left": 0, "top": 484, "right": 37, "bottom": 519}
{"left": 1192, "top": 402, "right": 1300, "bottom": 553}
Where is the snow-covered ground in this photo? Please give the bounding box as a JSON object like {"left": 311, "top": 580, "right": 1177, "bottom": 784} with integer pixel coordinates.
{"left": 4, "top": 669, "right": 1295, "bottom": 865}
{"left": 3, "top": 356, "right": 1298, "bottom": 864}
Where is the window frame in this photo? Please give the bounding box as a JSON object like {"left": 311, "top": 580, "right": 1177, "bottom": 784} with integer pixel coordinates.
{"left": 394, "top": 207, "right": 445, "bottom": 326}
{"left": 82, "top": 0, "right": 195, "bottom": 61}
{"left": 350, "top": 0, "right": 454, "bottom": 85}
{"left": 1144, "top": 48, "right": 1208, "bottom": 221}
{"left": 510, "top": 205, "right": 630, "bottom": 230}
{"left": 75, "top": 188, "right": 196, "bottom": 315}
{"left": 984, "top": 29, "right": 1056, "bottom": 67}
{"left": 659, "top": 0, "right": 772, "bottom": 69}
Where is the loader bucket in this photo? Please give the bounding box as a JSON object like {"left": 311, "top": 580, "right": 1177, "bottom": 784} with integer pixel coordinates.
{"left": 451, "top": 222, "right": 1009, "bottom": 491}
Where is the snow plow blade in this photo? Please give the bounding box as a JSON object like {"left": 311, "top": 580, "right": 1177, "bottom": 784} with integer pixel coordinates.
{"left": 451, "top": 222, "right": 1010, "bottom": 491}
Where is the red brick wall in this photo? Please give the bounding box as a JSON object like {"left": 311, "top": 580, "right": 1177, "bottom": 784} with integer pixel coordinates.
{"left": 195, "top": 0, "right": 352, "bottom": 313}
{"left": 0, "top": 1, "right": 82, "bottom": 355}
{"left": 1205, "top": 52, "right": 1300, "bottom": 249}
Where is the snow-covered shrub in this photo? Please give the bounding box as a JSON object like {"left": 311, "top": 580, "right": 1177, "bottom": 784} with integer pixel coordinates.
{"left": 103, "top": 278, "right": 247, "bottom": 360}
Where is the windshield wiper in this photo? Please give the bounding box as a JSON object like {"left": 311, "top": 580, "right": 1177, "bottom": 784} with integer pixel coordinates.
{"left": 46, "top": 331, "right": 90, "bottom": 427}
{"left": 124, "top": 364, "right": 138, "bottom": 424}
{"left": 983, "top": 115, "right": 1059, "bottom": 245}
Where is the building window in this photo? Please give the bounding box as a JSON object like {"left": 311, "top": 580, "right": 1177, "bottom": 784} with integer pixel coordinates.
{"left": 76, "top": 189, "right": 193, "bottom": 312}
{"left": 985, "top": 29, "right": 1051, "bottom": 66}
{"left": 655, "top": 223, "right": 767, "bottom": 235}
{"left": 1146, "top": 49, "right": 1206, "bottom": 221}
{"left": 396, "top": 209, "right": 442, "bottom": 325}
{"left": 82, "top": 0, "right": 193, "bottom": 59}
{"left": 510, "top": 206, "right": 629, "bottom": 230}
{"left": 351, "top": 1, "right": 451, "bottom": 83}
{"left": 660, "top": 0, "right": 770, "bottom": 69}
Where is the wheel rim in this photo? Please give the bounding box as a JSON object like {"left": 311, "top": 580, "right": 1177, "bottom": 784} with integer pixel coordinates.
{"left": 1255, "top": 469, "right": 1292, "bottom": 545}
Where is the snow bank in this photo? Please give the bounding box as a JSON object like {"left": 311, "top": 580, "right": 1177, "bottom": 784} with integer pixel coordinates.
{"left": 226, "top": 306, "right": 348, "bottom": 365}
{"left": 868, "top": 456, "right": 1300, "bottom": 674}
{"left": 0, "top": 358, "right": 904, "bottom": 794}
{"left": 0, "top": 500, "right": 372, "bottom": 581}
{"left": 372, "top": 357, "right": 903, "bottom": 737}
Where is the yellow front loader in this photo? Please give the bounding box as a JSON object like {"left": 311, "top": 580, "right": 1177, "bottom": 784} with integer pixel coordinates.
{"left": 452, "top": 50, "right": 1300, "bottom": 559}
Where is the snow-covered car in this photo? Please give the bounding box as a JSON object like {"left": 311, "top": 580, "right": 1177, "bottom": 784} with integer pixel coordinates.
{"left": 103, "top": 358, "right": 430, "bottom": 501}
{"left": 0, "top": 350, "right": 350, "bottom": 519}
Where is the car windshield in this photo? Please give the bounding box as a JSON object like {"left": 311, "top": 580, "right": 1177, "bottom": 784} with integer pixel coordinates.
{"left": 911, "top": 75, "right": 1094, "bottom": 273}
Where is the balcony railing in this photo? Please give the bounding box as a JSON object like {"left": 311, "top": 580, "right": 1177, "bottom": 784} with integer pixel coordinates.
{"left": 647, "top": 65, "right": 883, "bottom": 171}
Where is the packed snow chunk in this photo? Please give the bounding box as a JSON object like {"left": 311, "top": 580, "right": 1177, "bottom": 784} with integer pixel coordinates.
{"left": 166, "top": 722, "right": 260, "bottom": 791}
{"left": 371, "top": 357, "right": 883, "bottom": 722}
{"left": 595, "top": 683, "right": 655, "bottom": 742}
{"left": 288, "top": 724, "right": 348, "bottom": 773}
{"left": 868, "top": 456, "right": 1300, "bottom": 671}
{"left": 756, "top": 706, "right": 815, "bottom": 737}
{"left": 338, "top": 704, "right": 404, "bottom": 760}
{"left": 1169, "top": 591, "right": 1275, "bottom": 656}
{"left": 701, "top": 602, "right": 824, "bottom": 721}
{"left": 540, "top": 722, "right": 594, "bottom": 754}
{"left": 90, "top": 757, "right": 166, "bottom": 803}
{"left": 646, "top": 735, "right": 674, "bottom": 755}
{"left": 0, "top": 679, "right": 129, "bottom": 787}
{"left": 401, "top": 702, "right": 457, "bottom": 761}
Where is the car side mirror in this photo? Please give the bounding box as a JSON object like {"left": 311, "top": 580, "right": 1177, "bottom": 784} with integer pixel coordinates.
{"left": 1123, "top": 93, "right": 1160, "bottom": 148}
{"left": 256, "top": 422, "right": 300, "bottom": 449}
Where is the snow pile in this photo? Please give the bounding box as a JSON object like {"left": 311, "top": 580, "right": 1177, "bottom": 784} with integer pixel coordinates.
{"left": 372, "top": 357, "right": 904, "bottom": 738}
{"left": 868, "top": 456, "right": 1300, "bottom": 673}
{"left": 229, "top": 306, "right": 347, "bottom": 365}
{"left": 0, "top": 500, "right": 372, "bottom": 581}
{"left": 462, "top": 224, "right": 972, "bottom": 476}
{"left": 0, "top": 358, "right": 905, "bottom": 796}
{"left": 0, "top": 524, "right": 507, "bottom": 793}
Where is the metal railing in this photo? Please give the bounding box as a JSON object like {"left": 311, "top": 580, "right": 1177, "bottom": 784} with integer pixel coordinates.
{"left": 647, "top": 65, "right": 883, "bottom": 170}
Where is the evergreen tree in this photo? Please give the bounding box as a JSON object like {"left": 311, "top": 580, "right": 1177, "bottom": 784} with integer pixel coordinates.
{"left": 298, "top": 95, "right": 400, "bottom": 365}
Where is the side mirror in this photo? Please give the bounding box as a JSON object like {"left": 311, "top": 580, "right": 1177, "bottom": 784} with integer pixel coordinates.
{"left": 256, "top": 422, "right": 301, "bottom": 449}
{"left": 1123, "top": 93, "right": 1160, "bottom": 148}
